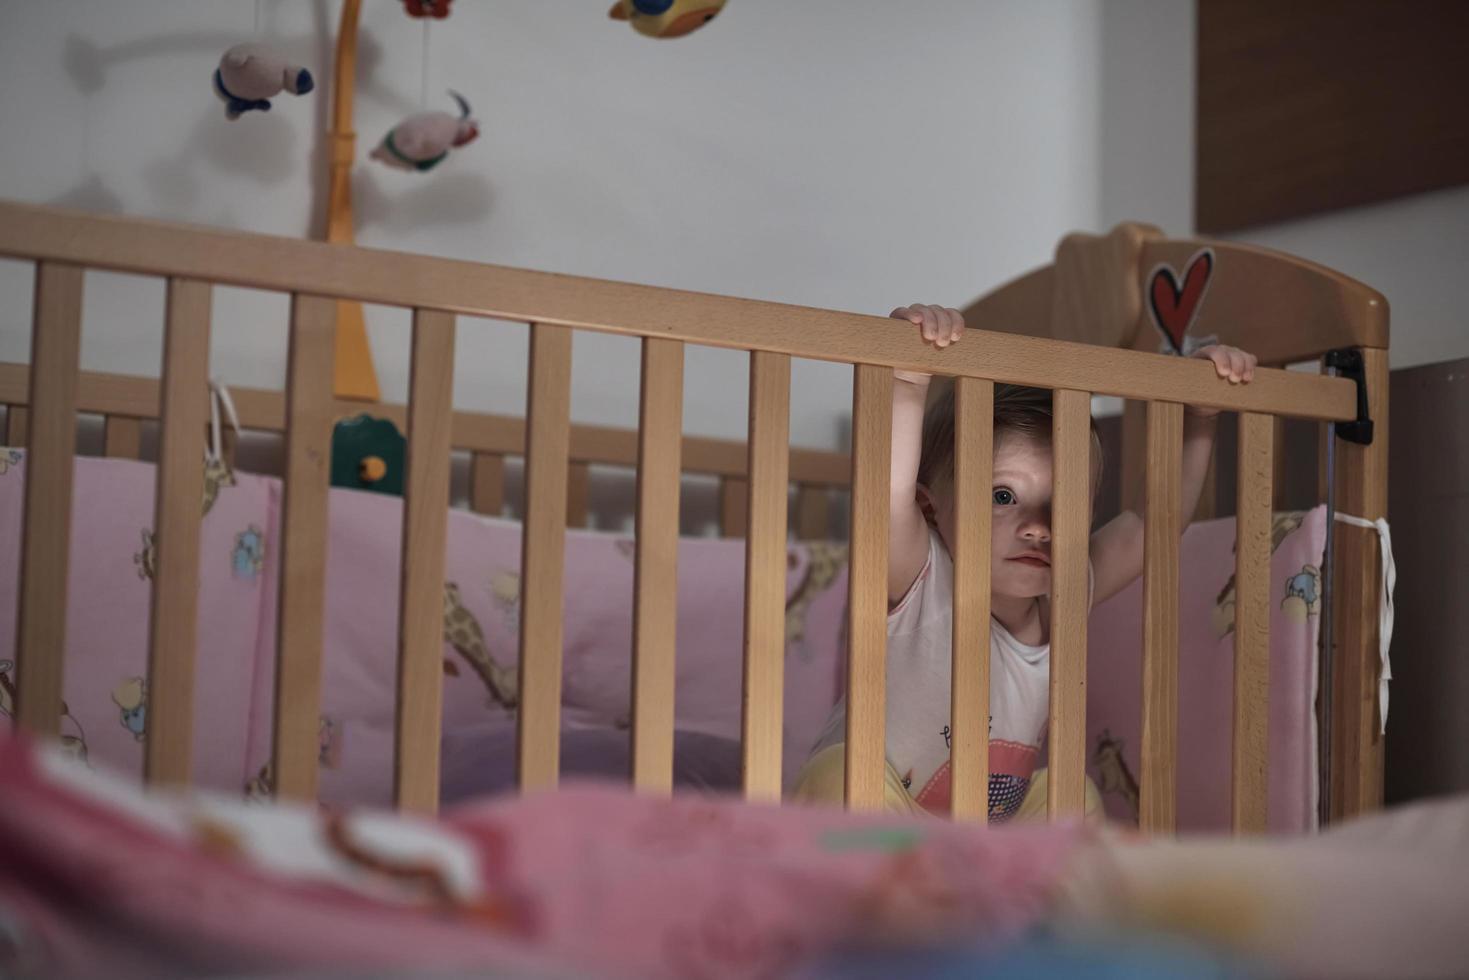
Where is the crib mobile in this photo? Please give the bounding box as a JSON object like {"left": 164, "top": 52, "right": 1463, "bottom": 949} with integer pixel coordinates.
{"left": 209, "top": 0, "right": 722, "bottom": 409}
{"left": 609, "top": 0, "right": 729, "bottom": 38}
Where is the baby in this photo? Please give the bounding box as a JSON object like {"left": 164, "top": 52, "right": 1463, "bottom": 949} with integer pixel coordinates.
{"left": 794, "top": 303, "right": 1257, "bottom": 820}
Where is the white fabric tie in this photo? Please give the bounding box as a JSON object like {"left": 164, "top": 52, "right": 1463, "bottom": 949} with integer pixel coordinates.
{"left": 207, "top": 378, "right": 241, "bottom": 464}
{"left": 1332, "top": 512, "right": 1395, "bottom": 734}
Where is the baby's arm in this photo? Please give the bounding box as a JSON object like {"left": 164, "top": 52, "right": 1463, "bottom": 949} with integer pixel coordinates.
{"left": 1088, "top": 346, "right": 1258, "bottom": 605}
{"left": 886, "top": 304, "right": 964, "bottom": 604}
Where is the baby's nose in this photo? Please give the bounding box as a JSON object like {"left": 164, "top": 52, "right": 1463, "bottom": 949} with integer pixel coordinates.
{"left": 1021, "top": 524, "right": 1051, "bottom": 543}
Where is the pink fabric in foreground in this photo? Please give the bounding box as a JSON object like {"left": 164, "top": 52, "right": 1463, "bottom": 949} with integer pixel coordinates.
{"left": 0, "top": 734, "right": 1084, "bottom": 980}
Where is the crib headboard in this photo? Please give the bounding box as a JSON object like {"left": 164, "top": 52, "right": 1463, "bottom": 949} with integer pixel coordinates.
{"left": 962, "top": 222, "right": 1388, "bottom": 363}
{"left": 0, "top": 200, "right": 1382, "bottom": 834}
{"left": 959, "top": 222, "right": 1389, "bottom": 825}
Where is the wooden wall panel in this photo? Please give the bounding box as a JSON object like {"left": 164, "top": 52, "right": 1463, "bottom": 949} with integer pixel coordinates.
{"left": 1197, "top": 0, "right": 1469, "bottom": 232}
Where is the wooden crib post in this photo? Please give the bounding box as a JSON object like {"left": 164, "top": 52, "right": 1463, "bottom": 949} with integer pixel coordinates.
{"left": 517, "top": 324, "right": 573, "bottom": 792}
{"left": 949, "top": 377, "right": 994, "bottom": 822}
{"left": 631, "top": 338, "right": 684, "bottom": 794}
{"left": 844, "top": 364, "right": 891, "bottom": 810}
{"left": 103, "top": 416, "right": 143, "bottom": 459}
{"left": 1139, "top": 400, "right": 1183, "bottom": 833}
{"left": 1233, "top": 411, "right": 1275, "bottom": 832}
{"left": 741, "top": 351, "right": 791, "bottom": 802}
{"left": 1047, "top": 388, "right": 1093, "bottom": 818}
{"left": 393, "top": 310, "right": 456, "bottom": 814}
{"left": 1327, "top": 346, "right": 1389, "bottom": 820}
{"left": 5, "top": 405, "right": 28, "bottom": 448}
{"left": 566, "top": 461, "right": 591, "bottom": 528}
{"left": 143, "top": 279, "right": 212, "bottom": 787}
{"left": 470, "top": 452, "right": 505, "bottom": 517}
{"left": 720, "top": 476, "right": 749, "bottom": 538}
{"left": 271, "top": 294, "right": 336, "bottom": 803}
{"left": 13, "top": 262, "right": 83, "bottom": 737}
{"left": 794, "top": 485, "right": 829, "bottom": 541}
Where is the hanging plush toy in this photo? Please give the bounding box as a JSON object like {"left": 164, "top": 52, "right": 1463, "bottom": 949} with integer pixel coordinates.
{"left": 401, "top": 0, "right": 454, "bottom": 17}
{"left": 609, "top": 0, "right": 728, "bottom": 38}
{"left": 213, "top": 43, "right": 314, "bottom": 119}
{"left": 370, "top": 91, "right": 479, "bottom": 172}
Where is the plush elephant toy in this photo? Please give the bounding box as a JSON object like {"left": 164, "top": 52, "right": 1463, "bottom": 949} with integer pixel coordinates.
{"left": 370, "top": 91, "right": 480, "bottom": 172}
{"left": 213, "top": 43, "right": 314, "bottom": 119}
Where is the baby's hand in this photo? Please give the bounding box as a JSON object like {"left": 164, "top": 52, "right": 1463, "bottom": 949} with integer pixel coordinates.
{"left": 891, "top": 304, "right": 964, "bottom": 385}
{"left": 1188, "top": 344, "right": 1258, "bottom": 417}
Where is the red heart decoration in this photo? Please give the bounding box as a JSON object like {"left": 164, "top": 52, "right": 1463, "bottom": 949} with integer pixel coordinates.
{"left": 1148, "top": 249, "right": 1213, "bottom": 354}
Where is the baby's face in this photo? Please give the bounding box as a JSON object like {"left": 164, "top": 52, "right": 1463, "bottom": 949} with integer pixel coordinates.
{"left": 931, "top": 432, "right": 1076, "bottom": 601}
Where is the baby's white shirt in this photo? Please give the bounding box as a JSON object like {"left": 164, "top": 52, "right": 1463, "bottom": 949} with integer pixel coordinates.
{"left": 809, "top": 526, "right": 1085, "bottom": 819}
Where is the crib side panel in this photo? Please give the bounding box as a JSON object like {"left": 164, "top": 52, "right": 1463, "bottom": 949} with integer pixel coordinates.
{"left": 949, "top": 377, "right": 994, "bottom": 822}
{"left": 271, "top": 294, "right": 336, "bottom": 803}
{"left": 741, "top": 351, "right": 791, "bottom": 802}
{"left": 13, "top": 262, "right": 83, "bottom": 737}
{"left": 143, "top": 278, "right": 212, "bottom": 788}
{"left": 517, "top": 324, "right": 573, "bottom": 792}
{"left": 104, "top": 416, "right": 143, "bottom": 459}
{"left": 1139, "top": 400, "right": 1184, "bottom": 833}
{"left": 394, "top": 310, "right": 457, "bottom": 814}
{"left": 1233, "top": 411, "right": 1275, "bottom": 832}
{"left": 632, "top": 338, "right": 684, "bottom": 794}
{"left": 844, "top": 365, "right": 891, "bottom": 810}
{"left": 1047, "top": 389, "right": 1093, "bottom": 818}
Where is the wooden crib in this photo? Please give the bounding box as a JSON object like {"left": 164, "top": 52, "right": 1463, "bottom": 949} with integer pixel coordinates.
{"left": 0, "top": 201, "right": 1388, "bottom": 833}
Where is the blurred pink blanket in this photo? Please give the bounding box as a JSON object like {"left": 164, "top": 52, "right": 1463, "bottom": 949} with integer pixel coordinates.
{"left": 0, "top": 733, "right": 1083, "bottom": 980}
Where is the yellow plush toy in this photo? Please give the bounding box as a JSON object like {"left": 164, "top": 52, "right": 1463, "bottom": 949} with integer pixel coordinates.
{"left": 608, "top": 0, "right": 727, "bottom": 38}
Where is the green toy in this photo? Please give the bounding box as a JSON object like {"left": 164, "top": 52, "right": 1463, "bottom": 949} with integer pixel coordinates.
{"left": 330, "top": 414, "right": 406, "bottom": 496}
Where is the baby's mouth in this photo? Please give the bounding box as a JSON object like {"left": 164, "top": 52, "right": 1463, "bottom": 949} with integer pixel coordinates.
{"left": 1009, "top": 554, "right": 1051, "bottom": 568}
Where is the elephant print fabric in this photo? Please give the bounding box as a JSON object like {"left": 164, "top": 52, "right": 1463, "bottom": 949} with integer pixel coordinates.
{"left": 0, "top": 454, "right": 266, "bottom": 792}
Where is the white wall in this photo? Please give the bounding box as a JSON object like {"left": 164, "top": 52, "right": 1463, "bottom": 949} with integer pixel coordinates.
{"left": 0, "top": 0, "right": 1109, "bottom": 451}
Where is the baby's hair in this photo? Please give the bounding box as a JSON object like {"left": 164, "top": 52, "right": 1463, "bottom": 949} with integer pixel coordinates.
{"left": 916, "top": 380, "right": 1103, "bottom": 492}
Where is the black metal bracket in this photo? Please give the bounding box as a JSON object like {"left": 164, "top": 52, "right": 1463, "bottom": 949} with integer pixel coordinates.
{"left": 1324, "top": 348, "right": 1374, "bottom": 445}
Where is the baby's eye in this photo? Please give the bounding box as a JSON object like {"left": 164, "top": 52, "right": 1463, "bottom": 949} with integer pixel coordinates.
{"left": 993, "top": 488, "right": 1016, "bottom": 506}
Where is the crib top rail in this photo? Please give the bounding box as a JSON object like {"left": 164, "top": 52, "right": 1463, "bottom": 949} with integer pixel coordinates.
{"left": 0, "top": 362, "right": 852, "bottom": 487}
{"left": 0, "top": 200, "right": 1355, "bottom": 421}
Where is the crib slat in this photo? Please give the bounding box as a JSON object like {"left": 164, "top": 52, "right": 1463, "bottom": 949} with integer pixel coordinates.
{"left": 395, "top": 310, "right": 457, "bottom": 814}
{"left": 1139, "top": 400, "right": 1183, "bottom": 833}
{"left": 470, "top": 452, "right": 505, "bottom": 516}
{"left": 845, "top": 364, "right": 891, "bottom": 810}
{"left": 742, "top": 351, "right": 791, "bottom": 802}
{"left": 13, "top": 262, "right": 83, "bottom": 736}
{"left": 144, "top": 279, "right": 212, "bottom": 787}
{"left": 632, "top": 338, "right": 684, "bottom": 794}
{"left": 720, "top": 476, "right": 749, "bottom": 537}
{"left": 5, "top": 405, "right": 28, "bottom": 448}
{"left": 1272, "top": 416, "right": 1288, "bottom": 510}
{"left": 796, "top": 485, "right": 829, "bottom": 540}
{"left": 950, "top": 377, "right": 994, "bottom": 822}
{"left": 271, "top": 294, "right": 336, "bottom": 802}
{"left": 567, "top": 461, "right": 591, "bottom": 527}
{"left": 1233, "top": 411, "right": 1274, "bottom": 833}
{"left": 104, "top": 416, "right": 143, "bottom": 458}
{"left": 1047, "top": 388, "right": 1092, "bottom": 818}
{"left": 518, "top": 323, "right": 573, "bottom": 792}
